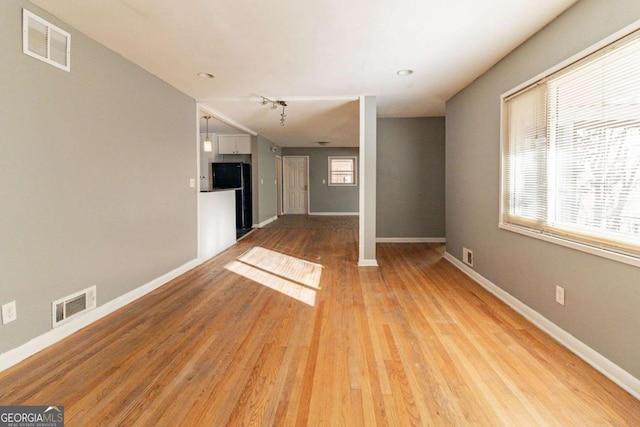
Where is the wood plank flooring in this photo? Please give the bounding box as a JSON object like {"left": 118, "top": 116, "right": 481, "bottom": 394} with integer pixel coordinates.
{"left": 0, "top": 216, "right": 638, "bottom": 426}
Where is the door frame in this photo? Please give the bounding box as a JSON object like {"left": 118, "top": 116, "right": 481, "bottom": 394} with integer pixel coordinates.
{"left": 275, "top": 156, "right": 283, "bottom": 216}
{"left": 282, "top": 156, "right": 310, "bottom": 215}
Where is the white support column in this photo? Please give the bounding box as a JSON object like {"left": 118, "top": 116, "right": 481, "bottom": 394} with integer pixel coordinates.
{"left": 358, "top": 96, "right": 378, "bottom": 267}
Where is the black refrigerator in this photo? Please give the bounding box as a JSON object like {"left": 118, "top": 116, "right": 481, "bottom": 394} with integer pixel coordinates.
{"left": 211, "top": 162, "right": 252, "bottom": 236}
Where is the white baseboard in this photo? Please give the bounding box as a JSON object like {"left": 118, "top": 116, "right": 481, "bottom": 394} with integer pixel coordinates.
{"left": 376, "top": 237, "right": 446, "bottom": 243}
{"left": 443, "top": 252, "right": 640, "bottom": 400}
{"left": 308, "top": 212, "right": 359, "bottom": 216}
{"left": 358, "top": 258, "right": 379, "bottom": 267}
{"left": 0, "top": 257, "right": 204, "bottom": 373}
{"left": 256, "top": 216, "right": 278, "bottom": 228}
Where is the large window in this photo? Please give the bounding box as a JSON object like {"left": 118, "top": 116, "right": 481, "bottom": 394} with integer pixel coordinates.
{"left": 328, "top": 156, "right": 357, "bottom": 186}
{"left": 502, "top": 29, "right": 640, "bottom": 264}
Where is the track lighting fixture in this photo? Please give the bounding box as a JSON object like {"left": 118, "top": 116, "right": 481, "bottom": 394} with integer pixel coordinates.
{"left": 280, "top": 108, "right": 286, "bottom": 126}
{"left": 261, "top": 96, "right": 288, "bottom": 126}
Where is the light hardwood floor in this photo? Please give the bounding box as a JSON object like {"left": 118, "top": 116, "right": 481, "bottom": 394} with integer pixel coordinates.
{"left": 0, "top": 216, "right": 638, "bottom": 426}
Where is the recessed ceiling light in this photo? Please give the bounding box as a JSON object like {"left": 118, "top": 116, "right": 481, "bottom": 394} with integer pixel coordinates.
{"left": 197, "top": 72, "right": 215, "bottom": 79}
{"left": 397, "top": 69, "right": 414, "bottom": 76}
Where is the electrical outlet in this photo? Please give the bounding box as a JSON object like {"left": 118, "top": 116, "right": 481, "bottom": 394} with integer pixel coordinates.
{"left": 556, "top": 286, "right": 565, "bottom": 306}
{"left": 2, "top": 301, "right": 17, "bottom": 325}
{"left": 462, "top": 247, "right": 474, "bottom": 267}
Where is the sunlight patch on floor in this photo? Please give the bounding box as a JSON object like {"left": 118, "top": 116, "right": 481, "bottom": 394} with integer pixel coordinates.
{"left": 225, "top": 247, "right": 323, "bottom": 306}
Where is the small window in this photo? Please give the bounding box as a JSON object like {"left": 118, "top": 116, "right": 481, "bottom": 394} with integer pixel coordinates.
{"left": 328, "top": 156, "right": 357, "bottom": 186}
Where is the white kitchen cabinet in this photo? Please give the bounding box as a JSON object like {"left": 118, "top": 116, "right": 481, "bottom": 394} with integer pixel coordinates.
{"left": 218, "top": 135, "right": 251, "bottom": 154}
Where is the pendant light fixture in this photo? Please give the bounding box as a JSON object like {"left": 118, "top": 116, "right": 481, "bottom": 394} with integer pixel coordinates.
{"left": 203, "top": 116, "right": 213, "bottom": 152}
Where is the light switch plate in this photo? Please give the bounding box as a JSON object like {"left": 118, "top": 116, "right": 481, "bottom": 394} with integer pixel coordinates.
{"left": 189, "top": 178, "right": 195, "bottom": 188}
{"left": 2, "top": 301, "right": 17, "bottom": 325}
{"left": 556, "top": 286, "right": 565, "bottom": 306}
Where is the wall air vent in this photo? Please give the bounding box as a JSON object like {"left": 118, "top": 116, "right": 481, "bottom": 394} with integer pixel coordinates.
{"left": 52, "top": 285, "right": 96, "bottom": 328}
{"left": 22, "top": 9, "right": 70, "bottom": 72}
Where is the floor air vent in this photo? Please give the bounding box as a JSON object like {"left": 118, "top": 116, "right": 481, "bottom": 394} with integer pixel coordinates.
{"left": 52, "top": 286, "right": 96, "bottom": 328}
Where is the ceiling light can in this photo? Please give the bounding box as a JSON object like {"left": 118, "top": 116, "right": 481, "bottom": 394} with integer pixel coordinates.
{"left": 397, "top": 69, "right": 414, "bottom": 76}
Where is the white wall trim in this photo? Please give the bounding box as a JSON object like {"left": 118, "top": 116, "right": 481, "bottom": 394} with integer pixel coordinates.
{"left": 443, "top": 252, "right": 640, "bottom": 400}
{"left": 256, "top": 216, "right": 278, "bottom": 228}
{"left": 358, "top": 259, "right": 379, "bottom": 267}
{"left": 0, "top": 257, "right": 206, "bottom": 373}
{"left": 376, "top": 237, "right": 446, "bottom": 243}
{"left": 498, "top": 223, "right": 640, "bottom": 269}
{"left": 308, "top": 212, "right": 359, "bottom": 216}
{"left": 198, "top": 103, "right": 258, "bottom": 136}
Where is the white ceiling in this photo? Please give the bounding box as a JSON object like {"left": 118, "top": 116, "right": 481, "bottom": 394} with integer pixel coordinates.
{"left": 31, "top": 0, "right": 579, "bottom": 147}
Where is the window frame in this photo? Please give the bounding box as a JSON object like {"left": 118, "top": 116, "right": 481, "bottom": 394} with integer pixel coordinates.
{"left": 328, "top": 156, "right": 358, "bottom": 187}
{"left": 499, "top": 21, "right": 640, "bottom": 268}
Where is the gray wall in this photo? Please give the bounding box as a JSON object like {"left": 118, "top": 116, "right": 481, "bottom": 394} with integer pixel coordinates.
{"left": 253, "top": 135, "right": 281, "bottom": 224}
{"left": 0, "top": 0, "right": 197, "bottom": 352}
{"left": 282, "top": 147, "right": 360, "bottom": 213}
{"left": 377, "top": 117, "right": 445, "bottom": 238}
{"left": 446, "top": 0, "right": 640, "bottom": 378}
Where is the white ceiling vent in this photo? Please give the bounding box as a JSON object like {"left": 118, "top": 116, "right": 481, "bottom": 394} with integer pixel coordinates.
{"left": 22, "top": 9, "right": 70, "bottom": 72}
{"left": 52, "top": 285, "right": 96, "bottom": 328}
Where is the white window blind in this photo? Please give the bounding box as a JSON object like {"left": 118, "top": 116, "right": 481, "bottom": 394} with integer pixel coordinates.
{"left": 505, "top": 84, "right": 547, "bottom": 227}
{"left": 503, "top": 29, "right": 640, "bottom": 260}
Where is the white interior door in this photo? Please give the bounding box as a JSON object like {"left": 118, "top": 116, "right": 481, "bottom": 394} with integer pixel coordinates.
{"left": 283, "top": 156, "right": 308, "bottom": 214}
